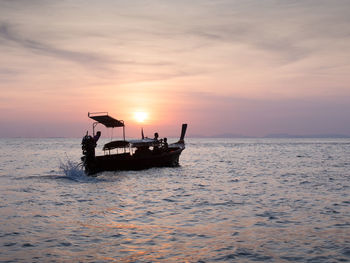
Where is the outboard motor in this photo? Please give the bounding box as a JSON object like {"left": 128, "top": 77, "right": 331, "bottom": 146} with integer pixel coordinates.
{"left": 81, "top": 134, "right": 96, "bottom": 174}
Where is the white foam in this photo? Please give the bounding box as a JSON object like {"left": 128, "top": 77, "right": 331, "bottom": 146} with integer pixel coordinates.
{"left": 59, "top": 159, "right": 87, "bottom": 181}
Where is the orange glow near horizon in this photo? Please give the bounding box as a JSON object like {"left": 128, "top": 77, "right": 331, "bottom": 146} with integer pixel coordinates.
{"left": 1, "top": 1, "right": 350, "bottom": 138}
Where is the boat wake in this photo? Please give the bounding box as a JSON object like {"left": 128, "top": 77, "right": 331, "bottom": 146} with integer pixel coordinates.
{"left": 59, "top": 159, "right": 88, "bottom": 181}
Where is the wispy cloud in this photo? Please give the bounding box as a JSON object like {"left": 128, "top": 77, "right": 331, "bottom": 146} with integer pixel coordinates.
{"left": 164, "top": 1, "right": 350, "bottom": 65}
{"left": 0, "top": 22, "right": 113, "bottom": 69}
{"left": 0, "top": 0, "right": 349, "bottom": 136}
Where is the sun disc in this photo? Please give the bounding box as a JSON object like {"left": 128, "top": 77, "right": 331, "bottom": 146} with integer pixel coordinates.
{"left": 134, "top": 111, "right": 148, "bottom": 123}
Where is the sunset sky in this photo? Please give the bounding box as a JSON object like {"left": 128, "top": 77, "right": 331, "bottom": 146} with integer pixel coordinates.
{"left": 1, "top": 0, "right": 350, "bottom": 138}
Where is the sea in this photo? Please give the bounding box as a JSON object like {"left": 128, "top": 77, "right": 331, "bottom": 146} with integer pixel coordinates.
{"left": 0, "top": 138, "right": 349, "bottom": 263}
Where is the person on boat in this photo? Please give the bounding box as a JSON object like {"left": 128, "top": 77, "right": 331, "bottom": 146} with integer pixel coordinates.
{"left": 94, "top": 131, "right": 101, "bottom": 143}
{"left": 153, "top": 132, "right": 161, "bottom": 154}
{"left": 154, "top": 132, "right": 159, "bottom": 141}
{"left": 163, "top": 137, "right": 168, "bottom": 149}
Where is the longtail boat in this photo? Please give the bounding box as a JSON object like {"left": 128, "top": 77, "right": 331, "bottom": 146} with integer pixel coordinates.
{"left": 81, "top": 112, "right": 187, "bottom": 175}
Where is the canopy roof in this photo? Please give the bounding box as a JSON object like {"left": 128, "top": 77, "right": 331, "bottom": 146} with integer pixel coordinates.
{"left": 128, "top": 138, "right": 158, "bottom": 147}
{"left": 88, "top": 112, "right": 124, "bottom": 128}
{"left": 103, "top": 140, "right": 130, "bottom": 150}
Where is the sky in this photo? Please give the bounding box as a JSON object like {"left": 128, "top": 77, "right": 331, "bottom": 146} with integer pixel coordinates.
{"left": 1, "top": 0, "right": 350, "bottom": 138}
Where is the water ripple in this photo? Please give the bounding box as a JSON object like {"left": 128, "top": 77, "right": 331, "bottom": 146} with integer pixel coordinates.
{"left": 0, "top": 138, "right": 349, "bottom": 262}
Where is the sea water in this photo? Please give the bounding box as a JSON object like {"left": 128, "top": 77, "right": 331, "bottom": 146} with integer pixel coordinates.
{"left": 0, "top": 138, "right": 349, "bottom": 262}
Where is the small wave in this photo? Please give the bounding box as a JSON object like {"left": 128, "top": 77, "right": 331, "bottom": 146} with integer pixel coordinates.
{"left": 59, "top": 159, "right": 88, "bottom": 181}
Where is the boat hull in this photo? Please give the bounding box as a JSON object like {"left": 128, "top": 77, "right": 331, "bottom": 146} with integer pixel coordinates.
{"left": 82, "top": 146, "right": 184, "bottom": 175}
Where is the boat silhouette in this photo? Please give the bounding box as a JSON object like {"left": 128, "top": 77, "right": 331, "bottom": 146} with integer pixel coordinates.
{"left": 81, "top": 112, "right": 187, "bottom": 175}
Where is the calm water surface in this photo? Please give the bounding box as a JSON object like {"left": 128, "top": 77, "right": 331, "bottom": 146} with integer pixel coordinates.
{"left": 0, "top": 138, "right": 349, "bottom": 262}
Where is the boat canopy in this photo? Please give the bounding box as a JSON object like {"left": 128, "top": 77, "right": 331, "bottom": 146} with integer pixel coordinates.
{"left": 129, "top": 138, "right": 158, "bottom": 148}
{"left": 88, "top": 112, "right": 124, "bottom": 128}
{"left": 103, "top": 140, "right": 130, "bottom": 151}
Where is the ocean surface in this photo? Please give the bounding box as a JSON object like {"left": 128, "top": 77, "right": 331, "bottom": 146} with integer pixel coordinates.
{"left": 0, "top": 138, "right": 349, "bottom": 262}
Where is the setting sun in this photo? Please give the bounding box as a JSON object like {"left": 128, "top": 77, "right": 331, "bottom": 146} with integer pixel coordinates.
{"left": 134, "top": 111, "right": 148, "bottom": 123}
